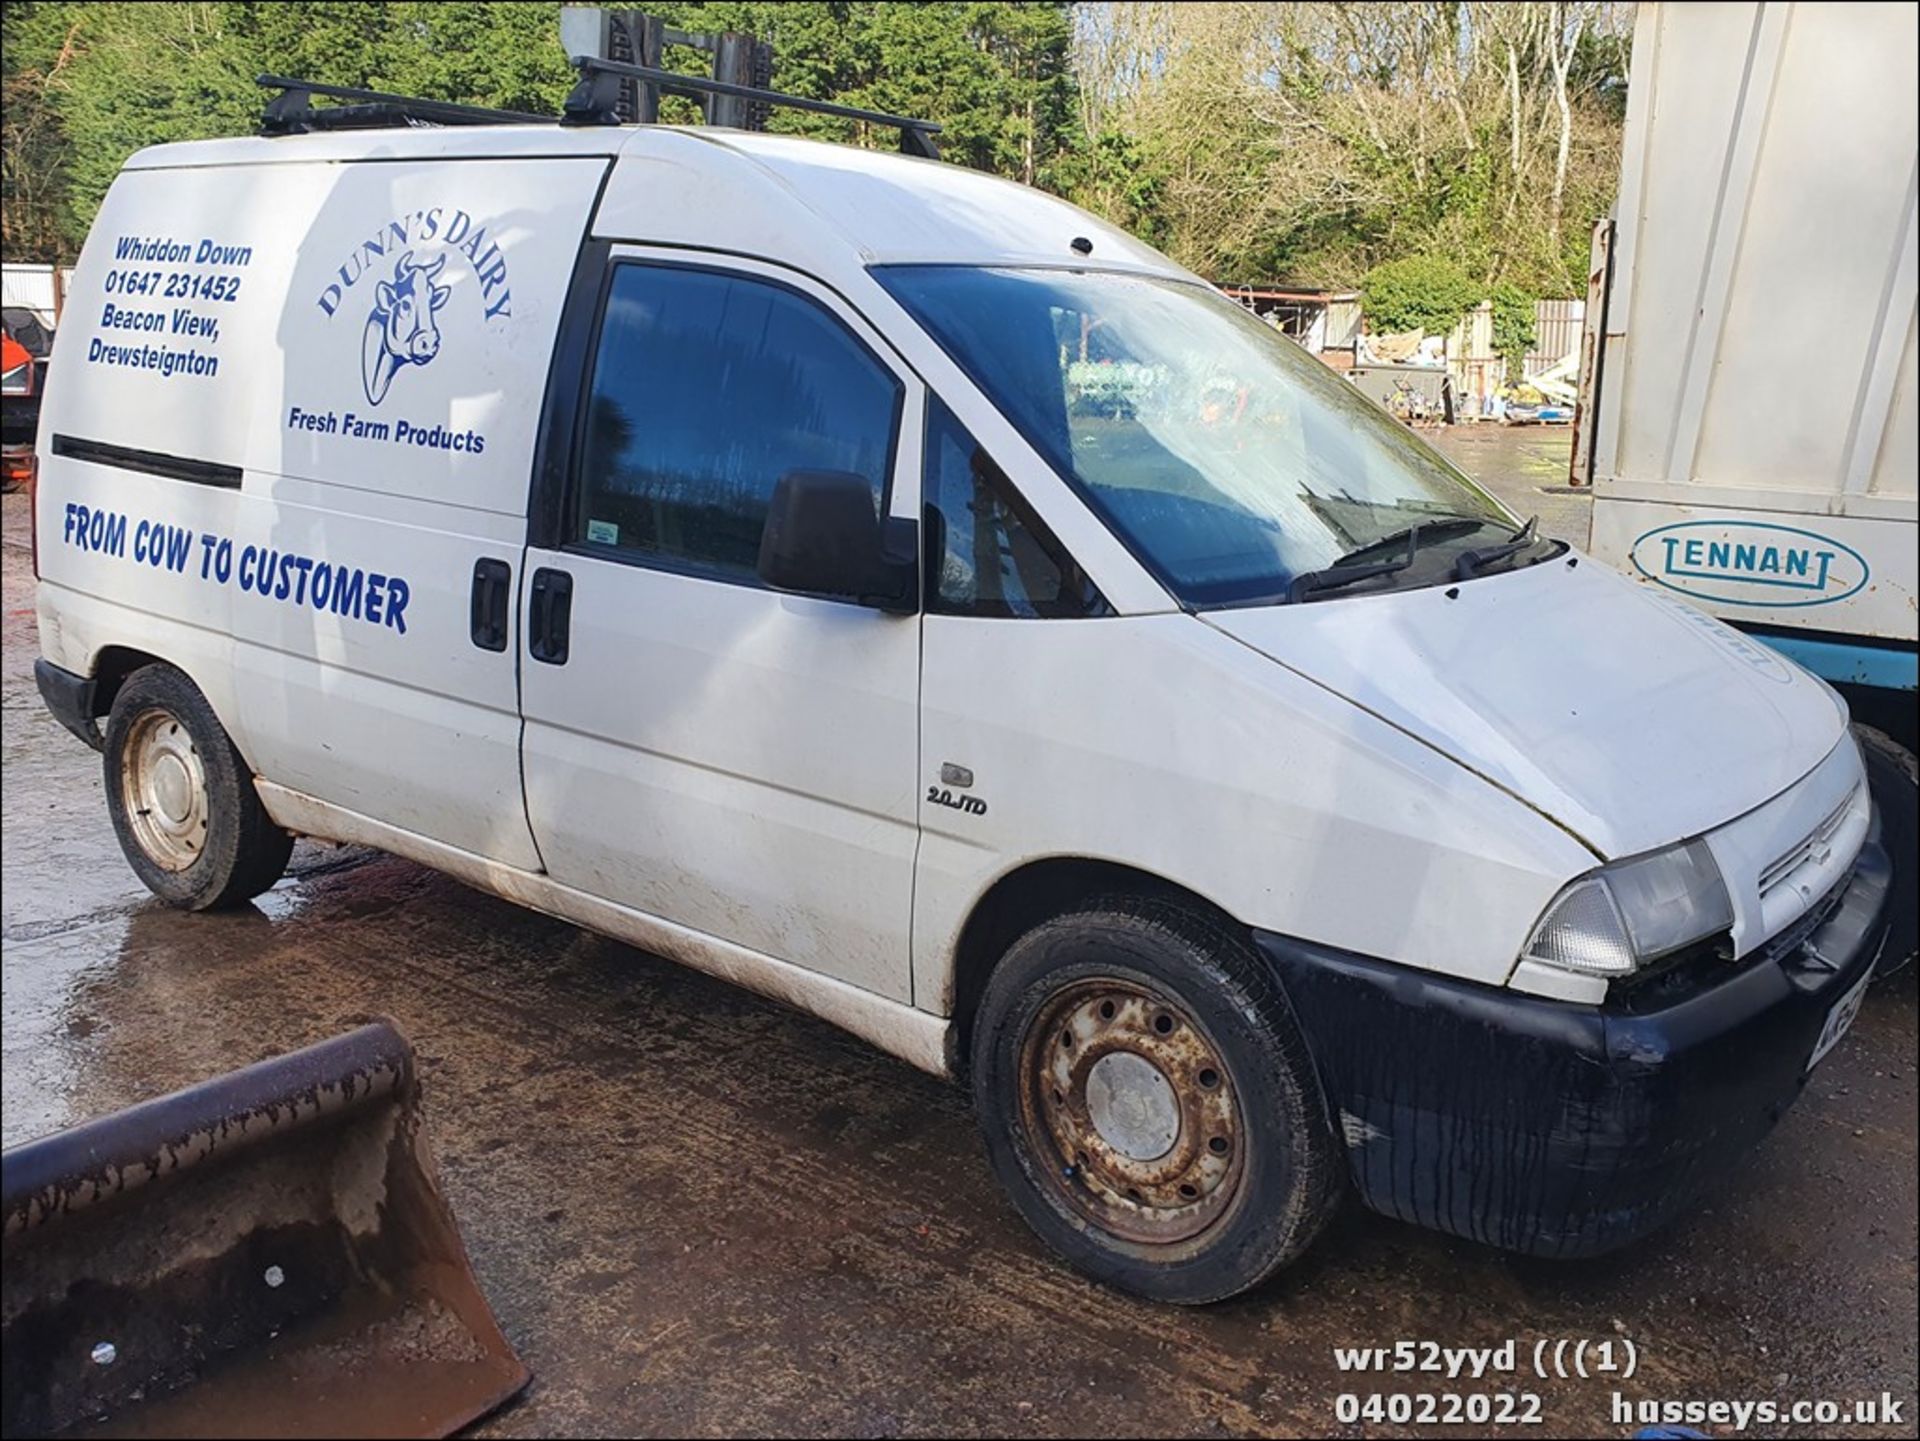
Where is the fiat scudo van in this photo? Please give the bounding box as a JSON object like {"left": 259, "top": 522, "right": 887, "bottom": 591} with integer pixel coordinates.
{"left": 32, "top": 81, "right": 1890, "bottom": 1302}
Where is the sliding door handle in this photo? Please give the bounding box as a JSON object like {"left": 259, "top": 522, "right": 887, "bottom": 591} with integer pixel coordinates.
{"left": 470, "top": 558, "right": 511, "bottom": 651}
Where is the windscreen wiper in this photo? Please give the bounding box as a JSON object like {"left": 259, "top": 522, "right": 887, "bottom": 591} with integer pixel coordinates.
{"left": 1287, "top": 553, "right": 1413, "bottom": 602}
{"left": 1285, "top": 516, "right": 1487, "bottom": 603}
{"left": 1453, "top": 515, "right": 1542, "bottom": 580}
{"left": 1334, "top": 515, "right": 1489, "bottom": 565}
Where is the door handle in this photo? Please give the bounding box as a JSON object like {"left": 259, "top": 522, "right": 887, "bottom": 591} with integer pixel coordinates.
{"left": 470, "top": 558, "right": 511, "bottom": 651}
{"left": 528, "top": 567, "right": 573, "bottom": 665}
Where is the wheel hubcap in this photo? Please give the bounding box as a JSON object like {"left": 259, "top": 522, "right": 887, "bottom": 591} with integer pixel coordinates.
{"left": 1018, "top": 978, "right": 1244, "bottom": 1245}
{"left": 1085, "top": 1052, "right": 1180, "bottom": 1161}
{"left": 121, "top": 708, "right": 209, "bottom": 872}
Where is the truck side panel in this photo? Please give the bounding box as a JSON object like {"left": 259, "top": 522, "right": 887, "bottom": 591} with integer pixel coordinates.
{"left": 1586, "top": 1, "right": 1918, "bottom": 647}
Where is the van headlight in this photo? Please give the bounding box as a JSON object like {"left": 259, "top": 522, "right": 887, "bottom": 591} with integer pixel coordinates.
{"left": 1522, "top": 840, "right": 1734, "bottom": 977}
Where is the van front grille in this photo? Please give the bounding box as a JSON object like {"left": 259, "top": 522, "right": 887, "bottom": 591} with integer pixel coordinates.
{"left": 1758, "top": 787, "right": 1856, "bottom": 899}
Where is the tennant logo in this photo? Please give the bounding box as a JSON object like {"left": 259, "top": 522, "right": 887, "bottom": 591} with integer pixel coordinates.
{"left": 1629, "top": 520, "right": 1868, "bottom": 609}
{"left": 313, "top": 208, "right": 513, "bottom": 406}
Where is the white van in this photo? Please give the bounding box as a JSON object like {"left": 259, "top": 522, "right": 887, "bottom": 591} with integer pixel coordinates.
{"left": 32, "top": 82, "right": 1890, "bottom": 1303}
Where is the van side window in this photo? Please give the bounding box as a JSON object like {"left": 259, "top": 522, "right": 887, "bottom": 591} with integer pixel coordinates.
{"left": 923, "top": 398, "right": 1108, "bottom": 618}
{"left": 575, "top": 264, "right": 902, "bottom": 584}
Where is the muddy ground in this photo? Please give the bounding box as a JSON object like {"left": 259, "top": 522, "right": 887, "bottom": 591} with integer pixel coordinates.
{"left": 3, "top": 428, "right": 1915, "bottom": 1438}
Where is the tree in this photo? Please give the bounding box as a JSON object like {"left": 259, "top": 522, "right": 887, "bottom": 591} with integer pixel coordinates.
{"left": 1, "top": 2, "right": 1083, "bottom": 258}
{"left": 1067, "top": 2, "right": 1630, "bottom": 295}
{"left": 2, "top": 3, "right": 82, "bottom": 259}
{"left": 1361, "top": 255, "right": 1480, "bottom": 336}
{"left": 1, "top": 1, "right": 1632, "bottom": 298}
{"left": 1489, "top": 280, "right": 1536, "bottom": 378}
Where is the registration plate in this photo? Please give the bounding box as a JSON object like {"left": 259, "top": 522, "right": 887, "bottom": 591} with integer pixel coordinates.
{"left": 1808, "top": 970, "right": 1872, "bottom": 1072}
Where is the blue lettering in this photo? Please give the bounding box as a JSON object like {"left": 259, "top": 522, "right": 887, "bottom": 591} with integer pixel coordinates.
{"left": 55, "top": 509, "right": 405, "bottom": 636}
{"left": 193, "top": 239, "right": 252, "bottom": 266}
{"left": 332, "top": 568, "right": 363, "bottom": 619}
{"left": 383, "top": 576, "right": 409, "bottom": 634}
{"left": 133, "top": 521, "right": 192, "bottom": 571}
{"left": 1683, "top": 538, "right": 1705, "bottom": 567}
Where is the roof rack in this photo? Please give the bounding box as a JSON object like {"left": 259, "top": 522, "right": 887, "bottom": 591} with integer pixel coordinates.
{"left": 559, "top": 55, "right": 942, "bottom": 159}
{"left": 258, "top": 75, "right": 553, "bottom": 135}
{"left": 255, "top": 64, "right": 942, "bottom": 161}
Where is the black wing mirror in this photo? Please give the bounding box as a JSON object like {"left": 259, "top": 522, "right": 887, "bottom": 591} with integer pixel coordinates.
{"left": 757, "top": 469, "right": 916, "bottom": 612}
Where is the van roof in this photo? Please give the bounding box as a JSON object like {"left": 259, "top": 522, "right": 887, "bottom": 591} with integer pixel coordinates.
{"left": 124, "top": 124, "right": 1189, "bottom": 276}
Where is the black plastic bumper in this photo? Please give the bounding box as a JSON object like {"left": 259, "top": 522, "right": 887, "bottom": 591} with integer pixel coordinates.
{"left": 1257, "top": 840, "right": 1891, "bottom": 1259}
{"left": 34, "top": 658, "right": 102, "bottom": 751}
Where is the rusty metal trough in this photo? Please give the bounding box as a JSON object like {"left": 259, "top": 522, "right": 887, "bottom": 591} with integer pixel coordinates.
{"left": 1, "top": 1022, "right": 528, "bottom": 1438}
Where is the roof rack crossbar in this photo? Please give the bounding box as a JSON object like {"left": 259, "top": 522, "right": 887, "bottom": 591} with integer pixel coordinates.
{"left": 561, "top": 56, "right": 942, "bottom": 158}
{"left": 258, "top": 75, "right": 551, "bottom": 135}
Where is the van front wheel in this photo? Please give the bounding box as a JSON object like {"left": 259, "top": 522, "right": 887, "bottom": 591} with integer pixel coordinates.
{"left": 971, "top": 898, "right": 1342, "bottom": 1303}
{"left": 103, "top": 664, "right": 293, "bottom": 910}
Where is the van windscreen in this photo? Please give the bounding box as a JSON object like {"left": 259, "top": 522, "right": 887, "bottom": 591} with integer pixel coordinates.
{"left": 876, "top": 266, "right": 1519, "bottom": 608}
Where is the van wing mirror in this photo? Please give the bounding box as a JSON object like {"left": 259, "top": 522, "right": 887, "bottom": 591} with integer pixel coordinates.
{"left": 757, "top": 469, "right": 916, "bottom": 613}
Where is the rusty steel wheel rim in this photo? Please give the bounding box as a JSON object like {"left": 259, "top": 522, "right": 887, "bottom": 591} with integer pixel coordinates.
{"left": 1017, "top": 977, "right": 1244, "bottom": 1246}
{"left": 120, "top": 707, "right": 209, "bottom": 872}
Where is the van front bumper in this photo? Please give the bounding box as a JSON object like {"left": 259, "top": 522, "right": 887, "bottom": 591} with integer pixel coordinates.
{"left": 1256, "top": 838, "right": 1891, "bottom": 1259}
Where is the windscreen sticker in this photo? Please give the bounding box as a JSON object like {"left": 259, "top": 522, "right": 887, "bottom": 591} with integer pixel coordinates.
{"left": 84, "top": 234, "right": 251, "bottom": 379}
{"left": 60, "top": 503, "right": 411, "bottom": 634}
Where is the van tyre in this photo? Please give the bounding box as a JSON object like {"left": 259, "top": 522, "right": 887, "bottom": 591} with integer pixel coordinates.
{"left": 103, "top": 664, "right": 293, "bottom": 910}
{"left": 1856, "top": 724, "right": 1917, "bottom": 975}
{"left": 972, "top": 897, "right": 1342, "bottom": 1303}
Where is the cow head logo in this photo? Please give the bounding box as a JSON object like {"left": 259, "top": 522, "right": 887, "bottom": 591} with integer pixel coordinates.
{"left": 360, "top": 251, "right": 451, "bottom": 406}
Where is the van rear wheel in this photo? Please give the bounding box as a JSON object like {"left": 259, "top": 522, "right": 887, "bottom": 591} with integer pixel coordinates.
{"left": 103, "top": 664, "right": 292, "bottom": 910}
{"left": 971, "top": 897, "right": 1342, "bottom": 1303}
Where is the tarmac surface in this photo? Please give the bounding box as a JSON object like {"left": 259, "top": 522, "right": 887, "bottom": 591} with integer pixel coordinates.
{"left": 3, "top": 426, "right": 1915, "bottom": 1438}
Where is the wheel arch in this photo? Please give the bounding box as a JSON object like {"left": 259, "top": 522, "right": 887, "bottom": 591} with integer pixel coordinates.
{"left": 943, "top": 855, "right": 1249, "bottom": 1079}
{"left": 90, "top": 644, "right": 170, "bottom": 718}
{"left": 87, "top": 643, "right": 266, "bottom": 779}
